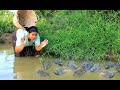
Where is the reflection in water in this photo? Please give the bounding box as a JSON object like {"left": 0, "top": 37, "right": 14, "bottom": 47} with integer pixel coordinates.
{"left": 0, "top": 45, "right": 120, "bottom": 80}
{"left": 0, "top": 50, "right": 16, "bottom": 80}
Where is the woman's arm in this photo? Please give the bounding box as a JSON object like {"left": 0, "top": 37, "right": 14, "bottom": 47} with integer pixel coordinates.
{"left": 15, "top": 37, "right": 26, "bottom": 53}
{"left": 35, "top": 39, "right": 48, "bottom": 51}
{"left": 15, "top": 44, "right": 25, "bottom": 53}
{"left": 35, "top": 44, "right": 44, "bottom": 51}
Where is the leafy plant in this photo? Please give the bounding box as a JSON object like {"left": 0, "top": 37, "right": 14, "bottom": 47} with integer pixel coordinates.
{"left": 37, "top": 10, "right": 120, "bottom": 61}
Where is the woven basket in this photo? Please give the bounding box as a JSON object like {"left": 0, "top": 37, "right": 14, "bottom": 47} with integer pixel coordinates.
{"left": 13, "top": 10, "right": 38, "bottom": 29}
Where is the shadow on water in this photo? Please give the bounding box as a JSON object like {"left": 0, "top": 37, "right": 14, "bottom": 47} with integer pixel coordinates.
{"left": 0, "top": 44, "right": 120, "bottom": 80}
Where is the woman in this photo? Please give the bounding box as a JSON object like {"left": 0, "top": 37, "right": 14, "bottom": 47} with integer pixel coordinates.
{"left": 12, "top": 26, "right": 48, "bottom": 57}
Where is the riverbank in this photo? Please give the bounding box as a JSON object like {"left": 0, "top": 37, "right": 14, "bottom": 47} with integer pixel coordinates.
{"left": 0, "top": 32, "right": 12, "bottom": 44}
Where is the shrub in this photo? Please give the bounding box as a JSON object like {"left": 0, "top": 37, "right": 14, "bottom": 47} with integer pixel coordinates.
{"left": 0, "top": 10, "right": 15, "bottom": 37}
{"left": 37, "top": 10, "right": 120, "bottom": 61}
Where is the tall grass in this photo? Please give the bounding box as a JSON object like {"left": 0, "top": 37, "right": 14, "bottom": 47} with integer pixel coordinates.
{"left": 0, "top": 10, "right": 15, "bottom": 43}
{"left": 36, "top": 10, "right": 120, "bottom": 61}
{"left": 0, "top": 11, "right": 15, "bottom": 34}
{"left": 0, "top": 10, "right": 119, "bottom": 61}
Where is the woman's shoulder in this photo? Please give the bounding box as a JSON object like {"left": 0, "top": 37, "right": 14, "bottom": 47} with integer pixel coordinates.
{"left": 17, "top": 28, "right": 24, "bottom": 33}
{"left": 16, "top": 29, "right": 28, "bottom": 37}
{"left": 17, "top": 29, "right": 28, "bottom": 34}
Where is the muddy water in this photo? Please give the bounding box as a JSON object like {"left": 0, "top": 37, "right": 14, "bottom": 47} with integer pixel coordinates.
{"left": 0, "top": 44, "right": 120, "bottom": 80}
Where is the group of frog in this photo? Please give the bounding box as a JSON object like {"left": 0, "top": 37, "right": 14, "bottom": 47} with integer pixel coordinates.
{"left": 36, "top": 58, "right": 120, "bottom": 79}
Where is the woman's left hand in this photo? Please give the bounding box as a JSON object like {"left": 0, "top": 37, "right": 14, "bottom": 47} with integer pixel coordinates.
{"left": 41, "top": 39, "right": 48, "bottom": 48}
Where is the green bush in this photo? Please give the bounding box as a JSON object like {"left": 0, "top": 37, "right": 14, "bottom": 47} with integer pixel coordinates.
{"left": 35, "top": 10, "right": 58, "bottom": 19}
{"left": 0, "top": 10, "right": 15, "bottom": 37}
{"left": 37, "top": 10, "right": 120, "bottom": 61}
{"left": 0, "top": 10, "right": 119, "bottom": 61}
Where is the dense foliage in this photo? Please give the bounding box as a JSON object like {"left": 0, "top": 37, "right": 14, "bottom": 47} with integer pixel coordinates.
{"left": 0, "top": 10, "right": 120, "bottom": 61}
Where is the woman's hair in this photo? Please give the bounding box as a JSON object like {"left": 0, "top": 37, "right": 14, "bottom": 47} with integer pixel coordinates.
{"left": 24, "top": 26, "right": 38, "bottom": 33}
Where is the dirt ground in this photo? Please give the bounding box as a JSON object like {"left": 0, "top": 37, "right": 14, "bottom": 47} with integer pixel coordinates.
{"left": 0, "top": 33, "right": 12, "bottom": 44}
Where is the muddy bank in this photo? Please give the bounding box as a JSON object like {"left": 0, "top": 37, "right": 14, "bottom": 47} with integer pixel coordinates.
{"left": 0, "top": 33, "right": 12, "bottom": 44}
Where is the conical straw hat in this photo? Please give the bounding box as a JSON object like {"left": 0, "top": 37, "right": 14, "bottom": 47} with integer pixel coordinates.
{"left": 13, "top": 10, "right": 38, "bottom": 29}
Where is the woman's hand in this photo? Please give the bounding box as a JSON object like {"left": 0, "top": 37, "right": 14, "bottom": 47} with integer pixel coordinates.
{"left": 15, "top": 37, "right": 26, "bottom": 53}
{"left": 21, "top": 37, "right": 26, "bottom": 46}
{"left": 41, "top": 39, "right": 48, "bottom": 48}
{"left": 35, "top": 39, "right": 48, "bottom": 51}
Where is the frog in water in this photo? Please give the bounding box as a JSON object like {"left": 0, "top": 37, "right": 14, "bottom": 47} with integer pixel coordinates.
{"left": 54, "top": 67, "right": 68, "bottom": 75}
{"left": 36, "top": 70, "right": 50, "bottom": 78}
{"left": 67, "top": 60, "right": 78, "bottom": 70}
{"left": 90, "top": 63, "right": 101, "bottom": 72}
{"left": 100, "top": 70, "right": 115, "bottom": 78}
{"left": 81, "top": 61, "right": 94, "bottom": 70}
{"left": 54, "top": 58, "right": 63, "bottom": 66}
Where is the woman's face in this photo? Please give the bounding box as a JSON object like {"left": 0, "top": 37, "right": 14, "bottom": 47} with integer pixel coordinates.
{"left": 28, "top": 32, "right": 38, "bottom": 40}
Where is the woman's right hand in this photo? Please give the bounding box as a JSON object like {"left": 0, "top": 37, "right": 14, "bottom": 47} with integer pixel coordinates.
{"left": 21, "top": 37, "right": 26, "bottom": 46}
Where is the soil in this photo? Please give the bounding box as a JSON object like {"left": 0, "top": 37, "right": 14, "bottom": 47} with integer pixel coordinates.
{"left": 0, "top": 33, "right": 12, "bottom": 44}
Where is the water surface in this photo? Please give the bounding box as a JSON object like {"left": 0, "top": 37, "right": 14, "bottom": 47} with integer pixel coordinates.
{"left": 0, "top": 44, "right": 120, "bottom": 80}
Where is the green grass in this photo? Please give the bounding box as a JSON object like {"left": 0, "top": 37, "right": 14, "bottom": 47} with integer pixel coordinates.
{"left": 36, "top": 10, "right": 120, "bottom": 61}
{"left": 0, "top": 10, "right": 119, "bottom": 61}
{"left": 0, "top": 10, "right": 15, "bottom": 43}
{"left": 0, "top": 11, "right": 15, "bottom": 35}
